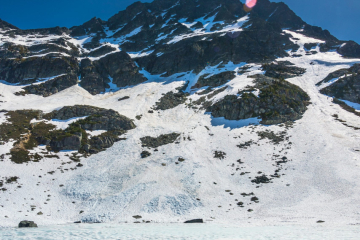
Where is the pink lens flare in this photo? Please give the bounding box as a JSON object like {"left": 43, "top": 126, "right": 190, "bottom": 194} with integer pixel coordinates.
{"left": 246, "top": 0, "right": 257, "bottom": 8}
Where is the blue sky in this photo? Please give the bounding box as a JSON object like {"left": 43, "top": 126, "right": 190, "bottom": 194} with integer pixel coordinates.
{"left": 0, "top": 0, "right": 359, "bottom": 43}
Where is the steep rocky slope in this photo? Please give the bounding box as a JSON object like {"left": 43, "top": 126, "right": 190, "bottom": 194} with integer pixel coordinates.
{"left": 0, "top": 0, "right": 360, "bottom": 227}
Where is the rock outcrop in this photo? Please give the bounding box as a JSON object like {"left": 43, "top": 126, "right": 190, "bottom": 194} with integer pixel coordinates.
{"left": 0, "top": 18, "right": 19, "bottom": 30}
{"left": 320, "top": 73, "right": 360, "bottom": 104}
{"left": 192, "top": 71, "right": 236, "bottom": 89}
{"left": 21, "top": 74, "right": 78, "bottom": 97}
{"left": 154, "top": 91, "right": 188, "bottom": 110}
{"left": 0, "top": 56, "right": 79, "bottom": 84}
{"left": 80, "top": 52, "right": 146, "bottom": 94}
{"left": 207, "top": 75, "right": 310, "bottom": 125}
{"left": 140, "top": 133, "right": 180, "bottom": 148}
{"left": 45, "top": 105, "right": 136, "bottom": 131}
{"left": 262, "top": 61, "right": 306, "bottom": 79}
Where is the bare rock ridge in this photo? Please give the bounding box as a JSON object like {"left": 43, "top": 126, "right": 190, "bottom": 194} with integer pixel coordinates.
{"left": 0, "top": 18, "right": 19, "bottom": 30}
{"left": 0, "top": 0, "right": 359, "bottom": 97}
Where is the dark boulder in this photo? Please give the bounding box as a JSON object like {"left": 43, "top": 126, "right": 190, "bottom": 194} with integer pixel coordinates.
{"left": 302, "top": 24, "right": 338, "bottom": 42}
{"left": 184, "top": 219, "right": 203, "bottom": 223}
{"left": 251, "top": 175, "right": 271, "bottom": 184}
{"left": 141, "top": 151, "right": 151, "bottom": 158}
{"left": 13, "top": 26, "right": 70, "bottom": 36}
{"left": 18, "top": 220, "right": 38, "bottom": 228}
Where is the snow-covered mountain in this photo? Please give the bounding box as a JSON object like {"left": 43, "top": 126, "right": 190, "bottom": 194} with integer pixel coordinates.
{"left": 1, "top": 0, "right": 360, "bottom": 227}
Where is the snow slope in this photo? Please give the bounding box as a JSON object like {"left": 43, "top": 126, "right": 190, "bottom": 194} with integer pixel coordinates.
{"left": 1, "top": 28, "right": 360, "bottom": 227}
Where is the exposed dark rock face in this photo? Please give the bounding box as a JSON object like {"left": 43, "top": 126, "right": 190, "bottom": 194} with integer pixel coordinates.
{"left": 42, "top": 105, "right": 135, "bottom": 151}
{"left": 154, "top": 91, "right": 188, "bottom": 110}
{"left": 320, "top": 73, "right": 360, "bottom": 104}
{"left": 0, "top": 106, "right": 135, "bottom": 160}
{"left": 88, "top": 131, "right": 126, "bottom": 154}
{"left": 137, "top": 19, "right": 296, "bottom": 75}
{"left": 18, "top": 221, "right": 38, "bottom": 228}
{"left": 0, "top": 43, "right": 29, "bottom": 58}
{"left": 262, "top": 61, "right": 306, "bottom": 79}
{"left": 50, "top": 134, "right": 82, "bottom": 152}
{"left": 45, "top": 105, "right": 136, "bottom": 131}
{"left": 0, "top": 56, "right": 79, "bottom": 84}
{"left": 252, "top": 0, "right": 305, "bottom": 29}
{"left": 12, "top": 27, "right": 70, "bottom": 36}
{"left": 21, "top": 74, "right": 78, "bottom": 97}
{"left": 26, "top": 38, "right": 80, "bottom": 57}
{"left": 80, "top": 52, "right": 146, "bottom": 95}
{"left": 44, "top": 105, "right": 102, "bottom": 120}
{"left": 193, "top": 71, "right": 236, "bottom": 89}
{"left": 207, "top": 76, "right": 310, "bottom": 125}
{"left": 302, "top": 24, "right": 338, "bottom": 42}
{"left": 0, "top": 18, "right": 19, "bottom": 30}
{"left": 70, "top": 17, "right": 106, "bottom": 37}
{"left": 86, "top": 45, "right": 117, "bottom": 58}
{"left": 140, "top": 133, "right": 180, "bottom": 148}
{"left": 79, "top": 58, "right": 108, "bottom": 95}
{"left": 0, "top": 0, "right": 355, "bottom": 98}
{"left": 317, "top": 64, "right": 360, "bottom": 86}
{"left": 337, "top": 41, "right": 360, "bottom": 58}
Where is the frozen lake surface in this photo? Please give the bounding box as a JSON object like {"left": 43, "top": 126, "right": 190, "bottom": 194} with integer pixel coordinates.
{"left": 1, "top": 224, "right": 360, "bottom": 240}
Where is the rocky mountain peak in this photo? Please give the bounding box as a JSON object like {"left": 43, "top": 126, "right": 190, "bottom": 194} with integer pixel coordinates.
{"left": 0, "top": 19, "right": 19, "bottom": 30}
{"left": 70, "top": 17, "right": 105, "bottom": 37}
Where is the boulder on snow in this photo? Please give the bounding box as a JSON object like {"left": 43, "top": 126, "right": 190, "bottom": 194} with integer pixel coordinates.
{"left": 18, "top": 220, "right": 38, "bottom": 228}
{"left": 184, "top": 219, "right": 204, "bottom": 223}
